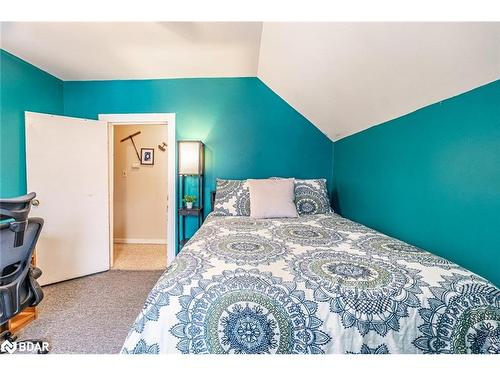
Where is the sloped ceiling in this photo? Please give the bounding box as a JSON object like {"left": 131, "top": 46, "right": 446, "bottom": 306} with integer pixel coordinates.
{"left": 1, "top": 22, "right": 499, "bottom": 140}
{"left": 258, "top": 22, "right": 500, "bottom": 140}
{"left": 0, "top": 22, "right": 263, "bottom": 80}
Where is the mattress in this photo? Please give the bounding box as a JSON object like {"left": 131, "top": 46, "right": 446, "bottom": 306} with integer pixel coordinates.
{"left": 121, "top": 213, "right": 500, "bottom": 354}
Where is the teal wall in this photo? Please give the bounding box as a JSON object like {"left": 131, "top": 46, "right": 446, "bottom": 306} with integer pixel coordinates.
{"left": 63, "top": 77, "right": 334, "bottom": 228}
{"left": 0, "top": 50, "right": 64, "bottom": 197}
{"left": 333, "top": 80, "right": 500, "bottom": 286}
{"left": 1, "top": 50, "right": 333, "bottom": 245}
{"left": 3, "top": 49, "right": 497, "bottom": 285}
{"left": 63, "top": 77, "right": 334, "bottom": 244}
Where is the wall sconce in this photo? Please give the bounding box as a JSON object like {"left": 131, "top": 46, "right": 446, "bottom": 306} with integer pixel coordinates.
{"left": 177, "top": 141, "right": 204, "bottom": 175}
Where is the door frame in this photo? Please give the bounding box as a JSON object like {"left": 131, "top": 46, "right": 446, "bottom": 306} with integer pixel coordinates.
{"left": 99, "top": 113, "right": 176, "bottom": 267}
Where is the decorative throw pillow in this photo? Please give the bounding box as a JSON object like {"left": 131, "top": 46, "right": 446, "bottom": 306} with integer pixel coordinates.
{"left": 271, "top": 177, "right": 332, "bottom": 215}
{"left": 294, "top": 179, "right": 332, "bottom": 215}
{"left": 212, "top": 178, "right": 250, "bottom": 216}
{"left": 248, "top": 178, "right": 298, "bottom": 219}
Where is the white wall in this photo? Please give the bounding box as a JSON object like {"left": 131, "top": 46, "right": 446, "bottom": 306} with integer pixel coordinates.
{"left": 113, "top": 124, "right": 168, "bottom": 243}
{"left": 258, "top": 22, "right": 500, "bottom": 140}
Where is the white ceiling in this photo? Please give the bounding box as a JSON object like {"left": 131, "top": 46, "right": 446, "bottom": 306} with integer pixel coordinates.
{"left": 1, "top": 22, "right": 499, "bottom": 140}
{"left": 0, "top": 22, "right": 263, "bottom": 80}
{"left": 258, "top": 22, "right": 500, "bottom": 140}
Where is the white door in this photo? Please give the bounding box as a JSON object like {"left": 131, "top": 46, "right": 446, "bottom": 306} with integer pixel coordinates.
{"left": 25, "top": 112, "right": 110, "bottom": 285}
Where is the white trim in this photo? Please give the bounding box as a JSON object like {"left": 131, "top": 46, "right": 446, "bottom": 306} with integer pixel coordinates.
{"left": 99, "top": 113, "right": 172, "bottom": 124}
{"left": 99, "top": 113, "right": 176, "bottom": 266}
{"left": 108, "top": 124, "right": 114, "bottom": 267}
{"left": 114, "top": 238, "right": 167, "bottom": 245}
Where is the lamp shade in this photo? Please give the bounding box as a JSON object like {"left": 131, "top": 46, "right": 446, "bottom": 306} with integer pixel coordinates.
{"left": 178, "top": 141, "right": 204, "bottom": 175}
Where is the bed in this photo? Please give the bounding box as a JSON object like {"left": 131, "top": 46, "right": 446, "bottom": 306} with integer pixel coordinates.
{"left": 121, "top": 211, "right": 500, "bottom": 354}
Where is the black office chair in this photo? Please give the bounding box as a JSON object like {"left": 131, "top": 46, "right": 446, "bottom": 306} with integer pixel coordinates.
{"left": 0, "top": 192, "right": 48, "bottom": 354}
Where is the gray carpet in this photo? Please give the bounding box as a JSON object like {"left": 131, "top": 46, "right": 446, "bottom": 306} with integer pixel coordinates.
{"left": 18, "top": 270, "right": 163, "bottom": 354}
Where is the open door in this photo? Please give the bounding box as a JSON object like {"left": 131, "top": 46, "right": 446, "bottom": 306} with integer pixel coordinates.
{"left": 25, "top": 112, "right": 110, "bottom": 285}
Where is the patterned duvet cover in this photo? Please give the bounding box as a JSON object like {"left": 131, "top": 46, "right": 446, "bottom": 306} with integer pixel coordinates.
{"left": 122, "top": 213, "right": 500, "bottom": 354}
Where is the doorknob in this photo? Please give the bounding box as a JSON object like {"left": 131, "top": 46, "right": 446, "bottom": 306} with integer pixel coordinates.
{"left": 31, "top": 199, "right": 40, "bottom": 206}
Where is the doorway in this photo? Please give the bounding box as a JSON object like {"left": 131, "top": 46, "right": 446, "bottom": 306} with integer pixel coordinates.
{"left": 111, "top": 123, "right": 168, "bottom": 270}
{"left": 100, "top": 113, "right": 176, "bottom": 270}
{"left": 25, "top": 112, "right": 175, "bottom": 283}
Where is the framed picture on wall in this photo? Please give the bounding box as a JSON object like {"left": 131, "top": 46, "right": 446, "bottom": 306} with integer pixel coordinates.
{"left": 140, "top": 148, "right": 154, "bottom": 165}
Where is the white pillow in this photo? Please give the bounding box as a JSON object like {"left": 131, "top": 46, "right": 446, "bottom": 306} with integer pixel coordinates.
{"left": 248, "top": 178, "right": 298, "bottom": 219}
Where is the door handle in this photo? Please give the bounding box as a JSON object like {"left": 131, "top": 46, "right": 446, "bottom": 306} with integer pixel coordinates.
{"left": 31, "top": 199, "right": 40, "bottom": 206}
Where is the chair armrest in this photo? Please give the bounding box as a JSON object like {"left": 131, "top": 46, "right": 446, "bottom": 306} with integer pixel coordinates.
{"left": 31, "top": 267, "right": 42, "bottom": 279}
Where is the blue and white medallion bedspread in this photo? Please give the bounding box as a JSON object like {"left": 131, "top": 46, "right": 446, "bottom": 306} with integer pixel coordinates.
{"left": 122, "top": 213, "right": 500, "bottom": 354}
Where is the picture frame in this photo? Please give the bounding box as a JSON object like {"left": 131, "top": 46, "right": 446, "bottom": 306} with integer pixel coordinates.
{"left": 140, "top": 148, "right": 154, "bottom": 165}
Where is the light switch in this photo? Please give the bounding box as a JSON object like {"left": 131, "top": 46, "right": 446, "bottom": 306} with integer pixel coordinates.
{"left": 122, "top": 170, "right": 127, "bottom": 177}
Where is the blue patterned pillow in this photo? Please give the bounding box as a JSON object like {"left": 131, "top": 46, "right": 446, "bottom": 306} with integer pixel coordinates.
{"left": 293, "top": 179, "right": 332, "bottom": 215}
{"left": 271, "top": 177, "right": 332, "bottom": 215}
{"left": 212, "top": 179, "right": 250, "bottom": 216}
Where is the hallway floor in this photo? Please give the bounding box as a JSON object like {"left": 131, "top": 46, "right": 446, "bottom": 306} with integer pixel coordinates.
{"left": 112, "top": 243, "right": 167, "bottom": 271}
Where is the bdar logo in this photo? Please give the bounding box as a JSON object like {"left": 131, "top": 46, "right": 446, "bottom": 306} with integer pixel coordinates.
{"left": 0, "top": 339, "right": 49, "bottom": 354}
{"left": 1, "top": 339, "right": 16, "bottom": 354}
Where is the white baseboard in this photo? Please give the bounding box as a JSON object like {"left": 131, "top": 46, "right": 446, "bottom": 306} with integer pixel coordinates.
{"left": 114, "top": 238, "right": 167, "bottom": 245}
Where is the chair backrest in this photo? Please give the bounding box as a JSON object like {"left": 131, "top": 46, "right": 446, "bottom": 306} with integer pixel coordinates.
{"left": 0, "top": 192, "right": 36, "bottom": 247}
{"left": 0, "top": 193, "right": 44, "bottom": 324}
{"left": 0, "top": 217, "right": 43, "bottom": 285}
